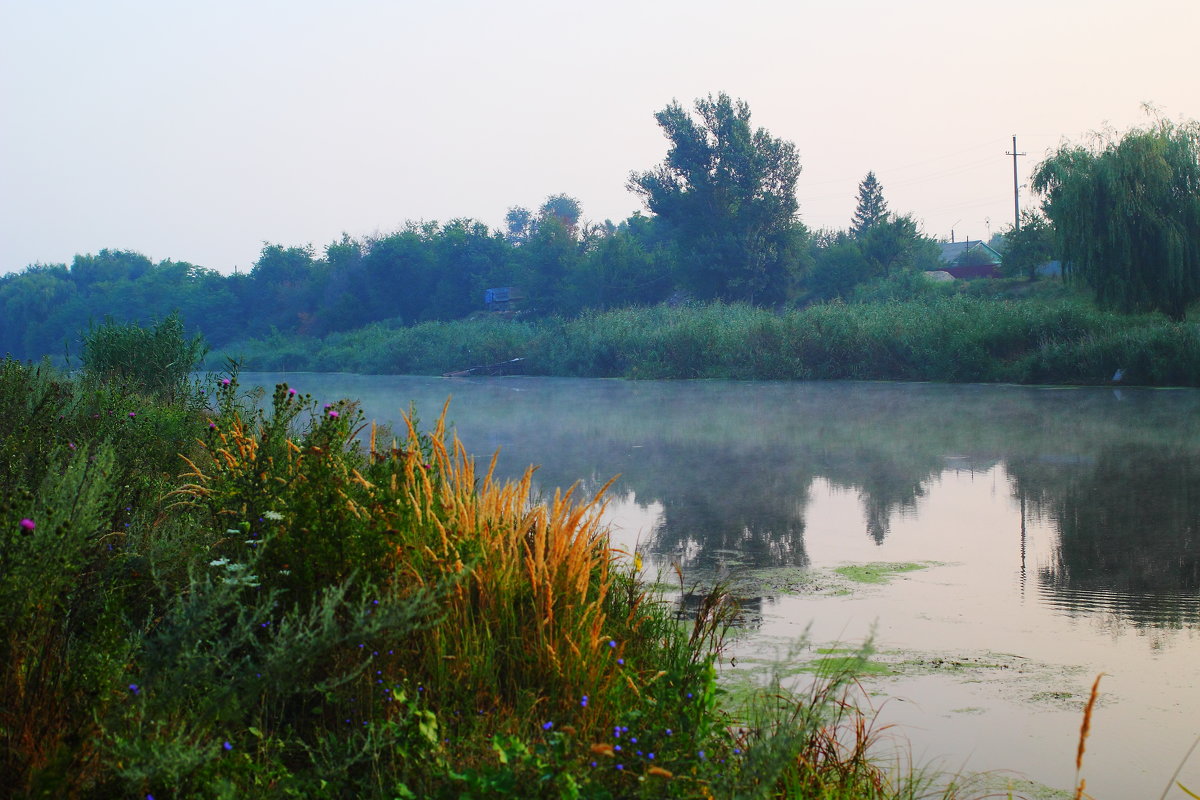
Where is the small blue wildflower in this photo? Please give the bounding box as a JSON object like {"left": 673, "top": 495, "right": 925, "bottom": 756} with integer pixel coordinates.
{"left": 617, "top": 658, "right": 624, "bottom": 665}
{"left": 698, "top": 750, "right": 706, "bottom": 760}
{"left": 223, "top": 741, "right": 232, "bottom": 751}
{"left": 687, "top": 692, "right": 694, "bottom": 699}
{"left": 630, "top": 737, "right": 637, "bottom": 743}
{"left": 616, "top": 764, "right": 624, "bottom": 770}
{"left": 614, "top": 744, "right": 622, "bottom": 752}
{"left": 648, "top": 752, "right": 655, "bottom": 760}
{"left": 590, "top": 761, "right": 597, "bottom": 768}
{"left": 128, "top": 683, "right": 139, "bottom": 695}
{"left": 733, "top": 748, "right": 742, "bottom": 755}
{"left": 542, "top": 721, "right": 554, "bottom": 731}
{"left": 665, "top": 728, "right": 673, "bottom": 735}
{"left": 580, "top": 695, "right": 589, "bottom": 707}
{"left": 608, "top": 640, "right": 617, "bottom": 648}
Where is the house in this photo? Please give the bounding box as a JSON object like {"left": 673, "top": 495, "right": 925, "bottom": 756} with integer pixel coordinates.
{"left": 484, "top": 286, "right": 526, "bottom": 312}
{"left": 933, "top": 240, "right": 1003, "bottom": 279}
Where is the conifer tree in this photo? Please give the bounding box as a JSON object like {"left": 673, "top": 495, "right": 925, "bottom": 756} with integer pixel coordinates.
{"left": 851, "top": 171, "right": 889, "bottom": 238}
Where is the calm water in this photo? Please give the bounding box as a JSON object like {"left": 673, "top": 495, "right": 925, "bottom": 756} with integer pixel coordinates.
{"left": 244, "top": 372, "right": 1200, "bottom": 797}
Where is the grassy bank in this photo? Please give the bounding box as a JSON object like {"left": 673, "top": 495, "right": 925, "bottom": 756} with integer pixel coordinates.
{"left": 209, "top": 291, "right": 1200, "bottom": 386}
{"left": 0, "top": 335, "right": 984, "bottom": 798}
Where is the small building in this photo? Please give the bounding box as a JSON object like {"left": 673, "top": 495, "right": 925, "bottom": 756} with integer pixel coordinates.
{"left": 484, "top": 286, "right": 526, "bottom": 312}
{"left": 933, "top": 240, "right": 1003, "bottom": 279}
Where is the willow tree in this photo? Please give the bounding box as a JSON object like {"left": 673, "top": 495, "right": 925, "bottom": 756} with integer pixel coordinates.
{"left": 1032, "top": 118, "right": 1200, "bottom": 320}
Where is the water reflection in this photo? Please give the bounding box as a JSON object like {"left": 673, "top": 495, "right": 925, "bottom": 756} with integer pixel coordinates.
{"left": 242, "top": 373, "right": 1200, "bottom": 634}
{"left": 1010, "top": 446, "right": 1200, "bottom": 630}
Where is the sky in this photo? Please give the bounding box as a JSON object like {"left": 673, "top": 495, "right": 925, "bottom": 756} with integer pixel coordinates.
{"left": 2, "top": 0, "right": 1197, "bottom": 276}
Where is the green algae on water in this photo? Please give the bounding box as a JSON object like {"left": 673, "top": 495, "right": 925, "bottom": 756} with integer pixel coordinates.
{"left": 834, "top": 561, "right": 935, "bottom": 584}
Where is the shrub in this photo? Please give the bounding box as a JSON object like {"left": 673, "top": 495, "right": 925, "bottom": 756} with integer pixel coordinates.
{"left": 81, "top": 312, "right": 207, "bottom": 403}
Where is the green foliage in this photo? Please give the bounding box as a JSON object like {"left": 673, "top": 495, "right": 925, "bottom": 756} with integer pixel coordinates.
{"left": 1033, "top": 116, "right": 1200, "bottom": 320}
{"left": 81, "top": 312, "right": 208, "bottom": 402}
{"left": 629, "top": 93, "right": 807, "bottom": 304}
{"left": 851, "top": 171, "right": 890, "bottom": 238}
{"left": 999, "top": 211, "right": 1056, "bottom": 280}
{"left": 216, "top": 292, "right": 1200, "bottom": 386}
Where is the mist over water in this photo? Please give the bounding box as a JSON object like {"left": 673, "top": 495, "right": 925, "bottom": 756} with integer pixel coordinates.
{"left": 242, "top": 373, "right": 1200, "bottom": 794}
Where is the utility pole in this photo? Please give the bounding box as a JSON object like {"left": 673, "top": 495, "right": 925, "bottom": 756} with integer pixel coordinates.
{"left": 1007, "top": 135, "right": 1026, "bottom": 230}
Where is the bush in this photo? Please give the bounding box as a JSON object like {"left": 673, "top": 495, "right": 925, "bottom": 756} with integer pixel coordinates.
{"left": 81, "top": 312, "right": 207, "bottom": 403}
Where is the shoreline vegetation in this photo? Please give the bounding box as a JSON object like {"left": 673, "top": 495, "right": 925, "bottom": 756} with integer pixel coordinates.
{"left": 3, "top": 318, "right": 1012, "bottom": 799}
{"left": 209, "top": 286, "right": 1200, "bottom": 387}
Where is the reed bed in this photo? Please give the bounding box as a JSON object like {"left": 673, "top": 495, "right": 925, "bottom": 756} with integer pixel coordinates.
{"left": 211, "top": 293, "right": 1200, "bottom": 386}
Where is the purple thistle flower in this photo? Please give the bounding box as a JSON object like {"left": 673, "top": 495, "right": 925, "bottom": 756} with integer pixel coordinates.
{"left": 128, "top": 412, "right": 136, "bottom": 419}
{"left": 19, "top": 518, "right": 35, "bottom": 531}
{"left": 329, "top": 410, "right": 339, "bottom": 418}
{"left": 288, "top": 388, "right": 297, "bottom": 396}
{"left": 220, "top": 378, "right": 231, "bottom": 386}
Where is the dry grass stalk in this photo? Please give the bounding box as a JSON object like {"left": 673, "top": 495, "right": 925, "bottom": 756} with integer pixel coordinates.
{"left": 1073, "top": 672, "right": 1104, "bottom": 800}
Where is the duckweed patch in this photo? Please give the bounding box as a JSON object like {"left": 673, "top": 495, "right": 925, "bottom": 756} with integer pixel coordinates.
{"left": 834, "top": 561, "right": 938, "bottom": 584}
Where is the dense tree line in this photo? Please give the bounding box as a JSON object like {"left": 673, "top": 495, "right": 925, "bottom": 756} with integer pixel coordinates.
{"left": 20, "top": 97, "right": 1198, "bottom": 362}
{"left": 1, "top": 94, "right": 948, "bottom": 361}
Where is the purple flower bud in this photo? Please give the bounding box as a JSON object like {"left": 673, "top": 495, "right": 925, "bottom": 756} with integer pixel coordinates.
{"left": 19, "top": 519, "right": 35, "bottom": 531}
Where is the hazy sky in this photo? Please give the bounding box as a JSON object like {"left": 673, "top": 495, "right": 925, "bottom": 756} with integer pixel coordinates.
{"left": 2, "top": 0, "right": 1197, "bottom": 275}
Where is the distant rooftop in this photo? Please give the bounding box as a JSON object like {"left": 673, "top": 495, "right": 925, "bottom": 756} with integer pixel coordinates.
{"left": 937, "top": 240, "right": 1002, "bottom": 265}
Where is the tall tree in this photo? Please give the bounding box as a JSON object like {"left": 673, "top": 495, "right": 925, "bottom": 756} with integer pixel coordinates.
{"left": 850, "top": 171, "right": 889, "bottom": 238}
{"left": 538, "top": 194, "right": 582, "bottom": 234}
{"left": 1032, "top": 118, "right": 1200, "bottom": 320}
{"left": 628, "top": 93, "right": 805, "bottom": 304}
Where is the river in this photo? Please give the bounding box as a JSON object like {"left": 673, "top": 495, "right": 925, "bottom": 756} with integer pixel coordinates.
{"left": 241, "top": 372, "right": 1200, "bottom": 798}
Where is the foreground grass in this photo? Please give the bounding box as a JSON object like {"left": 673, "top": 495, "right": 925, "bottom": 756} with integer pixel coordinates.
{"left": 209, "top": 286, "right": 1200, "bottom": 386}
{"left": 0, "top": 351, "right": 979, "bottom": 799}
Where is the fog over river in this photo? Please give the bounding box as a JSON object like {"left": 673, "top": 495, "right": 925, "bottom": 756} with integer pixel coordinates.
{"left": 243, "top": 373, "right": 1200, "bottom": 797}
